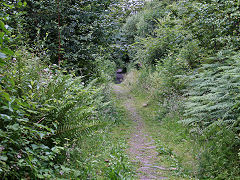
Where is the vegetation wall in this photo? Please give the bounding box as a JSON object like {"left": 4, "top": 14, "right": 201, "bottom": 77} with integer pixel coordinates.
{"left": 121, "top": 0, "right": 240, "bottom": 178}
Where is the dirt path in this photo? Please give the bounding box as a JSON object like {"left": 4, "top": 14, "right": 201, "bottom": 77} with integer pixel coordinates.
{"left": 112, "top": 84, "right": 168, "bottom": 180}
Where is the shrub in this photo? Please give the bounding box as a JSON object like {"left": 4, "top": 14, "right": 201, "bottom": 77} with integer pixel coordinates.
{"left": 181, "top": 52, "right": 240, "bottom": 178}
{"left": 0, "top": 50, "right": 118, "bottom": 178}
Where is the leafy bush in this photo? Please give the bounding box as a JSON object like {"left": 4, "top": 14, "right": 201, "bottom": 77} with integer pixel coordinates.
{"left": 181, "top": 0, "right": 240, "bottom": 53}
{"left": 1, "top": 52, "right": 60, "bottom": 178}
{"left": 122, "top": 0, "right": 240, "bottom": 178}
{"left": 181, "top": 53, "right": 240, "bottom": 178}
{"left": 0, "top": 49, "right": 118, "bottom": 178}
{"left": 122, "top": 0, "right": 170, "bottom": 39}
{"left": 21, "top": 0, "right": 120, "bottom": 78}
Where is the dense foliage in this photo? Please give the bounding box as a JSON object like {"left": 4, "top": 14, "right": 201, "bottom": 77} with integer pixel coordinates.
{"left": 0, "top": 50, "right": 118, "bottom": 178}
{"left": 20, "top": 0, "right": 144, "bottom": 78}
{"left": 0, "top": 0, "right": 129, "bottom": 179}
{"left": 22, "top": 0, "right": 116, "bottom": 77}
{"left": 1, "top": 0, "right": 240, "bottom": 178}
{"left": 183, "top": 57, "right": 240, "bottom": 178}
{"left": 122, "top": 0, "right": 240, "bottom": 178}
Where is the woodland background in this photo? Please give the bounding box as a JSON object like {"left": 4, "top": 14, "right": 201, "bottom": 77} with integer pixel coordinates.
{"left": 0, "top": 0, "right": 239, "bottom": 179}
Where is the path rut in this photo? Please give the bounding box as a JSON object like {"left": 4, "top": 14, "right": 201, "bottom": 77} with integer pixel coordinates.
{"left": 113, "top": 84, "right": 168, "bottom": 180}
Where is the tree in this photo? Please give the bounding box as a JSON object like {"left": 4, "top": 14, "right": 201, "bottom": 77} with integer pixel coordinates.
{"left": 22, "top": 0, "right": 117, "bottom": 77}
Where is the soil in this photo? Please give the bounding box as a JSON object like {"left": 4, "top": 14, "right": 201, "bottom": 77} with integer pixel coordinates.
{"left": 112, "top": 84, "right": 168, "bottom": 180}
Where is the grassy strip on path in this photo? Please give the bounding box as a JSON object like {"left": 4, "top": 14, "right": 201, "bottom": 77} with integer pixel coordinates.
{"left": 60, "top": 81, "right": 198, "bottom": 179}
{"left": 130, "top": 89, "right": 199, "bottom": 179}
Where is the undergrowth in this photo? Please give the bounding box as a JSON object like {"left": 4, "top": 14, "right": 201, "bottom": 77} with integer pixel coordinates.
{"left": 55, "top": 86, "right": 136, "bottom": 179}
{"left": 121, "top": 0, "right": 240, "bottom": 177}
{"left": 0, "top": 49, "right": 133, "bottom": 179}
{"left": 124, "top": 69, "right": 199, "bottom": 179}
{"left": 124, "top": 65, "right": 240, "bottom": 179}
{"left": 56, "top": 127, "right": 135, "bottom": 179}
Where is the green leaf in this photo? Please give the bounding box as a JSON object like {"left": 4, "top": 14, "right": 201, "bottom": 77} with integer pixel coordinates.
{"left": 0, "top": 21, "right": 8, "bottom": 34}
{"left": 18, "top": 1, "right": 23, "bottom": 6}
{"left": 0, "top": 129, "right": 6, "bottom": 137}
{"left": 31, "top": 144, "right": 39, "bottom": 150}
{"left": 3, "top": 3, "right": 14, "bottom": 9}
{"left": 39, "top": 144, "right": 49, "bottom": 149}
{"left": 16, "top": 117, "right": 29, "bottom": 123}
{"left": 2, "top": 48, "right": 14, "bottom": 56}
{"left": 0, "top": 32, "right": 4, "bottom": 44}
{"left": 0, "top": 58, "right": 5, "bottom": 66}
{"left": 25, "top": 109, "right": 38, "bottom": 114}
{"left": 37, "top": 174, "right": 44, "bottom": 179}
{"left": 0, "top": 52, "right": 6, "bottom": 59}
{"left": 7, "top": 123, "right": 20, "bottom": 131}
{"left": 0, "top": 114, "right": 12, "bottom": 121}
{"left": 39, "top": 132, "right": 45, "bottom": 139}
{"left": 0, "top": 156, "right": 8, "bottom": 161}
{"left": 1, "top": 91, "right": 11, "bottom": 101}
{"left": 26, "top": 153, "right": 34, "bottom": 169}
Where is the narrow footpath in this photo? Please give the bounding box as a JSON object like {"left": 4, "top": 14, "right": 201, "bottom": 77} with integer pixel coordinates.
{"left": 112, "top": 84, "right": 172, "bottom": 180}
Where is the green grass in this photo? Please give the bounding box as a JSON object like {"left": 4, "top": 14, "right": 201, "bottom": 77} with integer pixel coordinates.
{"left": 57, "top": 81, "right": 198, "bottom": 179}
{"left": 131, "top": 90, "right": 199, "bottom": 179}
{"left": 56, "top": 92, "right": 136, "bottom": 180}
